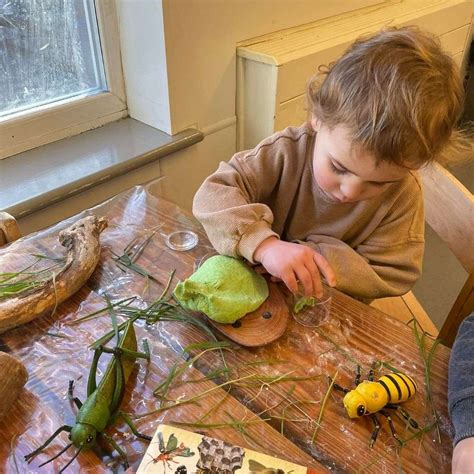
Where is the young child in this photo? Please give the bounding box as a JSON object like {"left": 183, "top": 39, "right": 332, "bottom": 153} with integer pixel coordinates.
{"left": 193, "top": 26, "right": 465, "bottom": 300}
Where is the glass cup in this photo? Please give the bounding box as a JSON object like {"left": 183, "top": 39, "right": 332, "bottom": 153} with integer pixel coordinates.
{"left": 291, "top": 284, "right": 332, "bottom": 327}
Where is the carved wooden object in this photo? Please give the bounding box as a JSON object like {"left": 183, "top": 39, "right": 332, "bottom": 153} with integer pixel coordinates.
{"left": 0, "top": 216, "right": 107, "bottom": 334}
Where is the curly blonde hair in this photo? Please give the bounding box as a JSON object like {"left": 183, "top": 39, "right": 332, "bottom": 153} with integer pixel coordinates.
{"left": 307, "top": 26, "right": 470, "bottom": 168}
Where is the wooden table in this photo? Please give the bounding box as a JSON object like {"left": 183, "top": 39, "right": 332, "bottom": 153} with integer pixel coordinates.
{"left": 0, "top": 183, "right": 453, "bottom": 473}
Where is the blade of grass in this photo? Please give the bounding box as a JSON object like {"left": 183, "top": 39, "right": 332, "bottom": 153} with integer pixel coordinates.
{"left": 112, "top": 227, "right": 163, "bottom": 284}
{"left": 186, "top": 367, "right": 231, "bottom": 383}
{"left": 410, "top": 318, "right": 442, "bottom": 443}
{"left": 224, "top": 411, "right": 268, "bottom": 448}
{"left": 89, "top": 315, "right": 140, "bottom": 349}
{"left": 0, "top": 260, "right": 64, "bottom": 298}
{"left": 70, "top": 296, "right": 137, "bottom": 325}
{"left": 311, "top": 370, "right": 338, "bottom": 443}
{"left": 196, "top": 392, "right": 231, "bottom": 423}
{"left": 280, "top": 399, "right": 321, "bottom": 436}
{"left": 158, "top": 269, "right": 175, "bottom": 302}
{"left": 170, "top": 417, "right": 270, "bottom": 430}
{"left": 104, "top": 294, "right": 120, "bottom": 345}
{"left": 374, "top": 360, "right": 403, "bottom": 375}
{"left": 45, "top": 332, "right": 70, "bottom": 339}
{"left": 135, "top": 373, "right": 259, "bottom": 418}
{"left": 154, "top": 343, "right": 234, "bottom": 402}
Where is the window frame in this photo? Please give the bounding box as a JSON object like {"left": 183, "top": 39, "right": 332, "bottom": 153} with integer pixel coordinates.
{"left": 0, "top": 0, "right": 127, "bottom": 160}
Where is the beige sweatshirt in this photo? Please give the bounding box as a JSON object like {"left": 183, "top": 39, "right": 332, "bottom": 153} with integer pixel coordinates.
{"left": 193, "top": 123, "right": 424, "bottom": 299}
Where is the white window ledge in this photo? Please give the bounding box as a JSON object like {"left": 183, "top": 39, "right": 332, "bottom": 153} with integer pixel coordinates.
{"left": 0, "top": 118, "right": 203, "bottom": 219}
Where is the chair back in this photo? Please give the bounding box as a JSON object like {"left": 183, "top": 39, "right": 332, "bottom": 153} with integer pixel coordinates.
{"left": 419, "top": 162, "right": 474, "bottom": 346}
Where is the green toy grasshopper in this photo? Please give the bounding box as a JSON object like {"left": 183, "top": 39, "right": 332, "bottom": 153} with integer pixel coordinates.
{"left": 25, "top": 319, "right": 151, "bottom": 472}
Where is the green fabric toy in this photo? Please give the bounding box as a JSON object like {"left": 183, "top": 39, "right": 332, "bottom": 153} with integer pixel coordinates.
{"left": 174, "top": 255, "right": 269, "bottom": 324}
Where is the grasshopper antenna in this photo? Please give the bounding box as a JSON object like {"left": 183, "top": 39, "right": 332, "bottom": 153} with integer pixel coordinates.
{"left": 24, "top": 425, "right": 72, "bottom": 462}
{"left": 59, "top": 444, "right": 84, "bottom": 473}
{"left": 38, "top": 442, "right": 73, "bottom": 467}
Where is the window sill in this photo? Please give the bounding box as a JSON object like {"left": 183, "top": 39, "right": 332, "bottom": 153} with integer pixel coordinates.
{"left": 0, "top": 118, "right": 203, "bottom": 219}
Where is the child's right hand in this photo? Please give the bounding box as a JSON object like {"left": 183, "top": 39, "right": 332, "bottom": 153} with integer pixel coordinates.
{"left": 253, "top": 237, "right": 336, "bottom": 298}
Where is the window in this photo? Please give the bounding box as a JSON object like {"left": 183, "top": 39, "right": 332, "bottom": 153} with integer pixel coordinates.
{"left": 0, "top": 0, "right": 126, "bottom": 159}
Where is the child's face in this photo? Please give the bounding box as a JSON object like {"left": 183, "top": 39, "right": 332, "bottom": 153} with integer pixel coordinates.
{"left": 311, "top": 120, "right": 408, "bottom": 203}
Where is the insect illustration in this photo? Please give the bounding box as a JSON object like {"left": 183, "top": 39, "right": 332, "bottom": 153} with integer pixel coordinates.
{"left": 24, "top": 319, "right": 151, "bottom": 472}
{"left": 144, "top": 432, "right": 194, "bottom": 472}
{"left": 332, "top": 365, "right": 419, "bottom": 446}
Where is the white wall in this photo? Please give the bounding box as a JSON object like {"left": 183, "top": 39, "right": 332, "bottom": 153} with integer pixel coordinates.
{"left": 149, "top": 0, "right": 379, "bottom": 209}
{"left": 162, "top": 0, "right": 379, "bottom": 133}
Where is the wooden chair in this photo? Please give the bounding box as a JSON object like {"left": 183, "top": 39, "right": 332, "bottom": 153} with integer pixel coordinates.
{"left": 0, "top": 212, "right": 21, "bottom": 247}
{"left": 371, "top": 161, "right": 474, "bottom": 347}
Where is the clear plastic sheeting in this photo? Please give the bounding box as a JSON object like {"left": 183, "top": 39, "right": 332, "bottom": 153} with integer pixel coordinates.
{"left": 0, "top": 180, "right": 453, "bottom": 473}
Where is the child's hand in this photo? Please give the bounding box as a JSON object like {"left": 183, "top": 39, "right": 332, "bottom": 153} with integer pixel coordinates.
{"left": 254, "top": 237, "right": 336, "bottom": 298}
{"left": 452, "top": 437, "right": 474, "bottom": 473}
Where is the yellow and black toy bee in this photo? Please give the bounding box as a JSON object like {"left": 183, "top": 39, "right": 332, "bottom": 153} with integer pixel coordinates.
{"left": 332, "top": 365, "right": 419, "bottom": 446}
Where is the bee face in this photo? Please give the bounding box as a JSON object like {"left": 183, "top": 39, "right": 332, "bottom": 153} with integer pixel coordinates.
{"left": 343, "top": 390, "right": 367, "bottom": 418}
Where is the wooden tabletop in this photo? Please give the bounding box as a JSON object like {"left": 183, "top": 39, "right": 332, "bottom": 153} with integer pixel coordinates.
{"left": 0, "top": 184, "right": 452, "bottom": 473}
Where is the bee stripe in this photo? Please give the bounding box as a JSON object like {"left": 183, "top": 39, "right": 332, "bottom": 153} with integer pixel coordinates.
{"left": 405, "top": 374, "right": 417, "bottom": 392}
{"left": 401, "top": 374, "right": 417, "bottom": 396}
{"left": 378, "top": 379, "right": 392, "bottom": 402}
{"left": 398, "top": 374, "right": 412, "bottom": 398}
{"left": 385, "top": 374, "right": 402, "bottom": 400}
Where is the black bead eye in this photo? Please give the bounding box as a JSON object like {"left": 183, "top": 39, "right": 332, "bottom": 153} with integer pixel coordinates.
{"left": 357, "top": 405, "right": 365, "bottom": 416}
{"left": 87, "top": 435, "right": 94, "bottom": 443}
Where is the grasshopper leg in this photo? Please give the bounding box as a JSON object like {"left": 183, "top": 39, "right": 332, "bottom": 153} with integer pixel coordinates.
{"left": 87, "top": 345, "right": 105, "bottom": 395}
{"left": 24, "top": 425, "right": 72, "bottom": 461}
{"left": 142, "top": 339, "right": 151, "bottom": 361}
{"left": 120, "top": 411, "right": 153, "bottom": 441}
{"left": 119, "top": 346, "right": 150, "bottom": 361}
{"left": 111, "top": 348, "right": 126, "bottom": 414}
{"left": 68, "top": 380, "right": 83, "bottom": 410}
{"left": 102, "top": 432, "right": 129, "bottom": 469}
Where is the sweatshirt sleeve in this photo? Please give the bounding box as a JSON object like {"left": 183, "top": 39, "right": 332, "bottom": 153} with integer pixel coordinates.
{"left": 448, "top": 313, "right": 474, "bottom": 446}
{"left": 303, "top": 177, "right": 425, "bottom": 299}
{"left": 193, "top": 156, "right": 279, "bottom": 263}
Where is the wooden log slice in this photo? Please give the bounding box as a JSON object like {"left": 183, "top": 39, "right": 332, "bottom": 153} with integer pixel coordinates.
{"left": 0, "top": 352, "right": 28, "bottom": 420}
{"left": 208, "top": 281, "right": 290, "bottom": 346}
